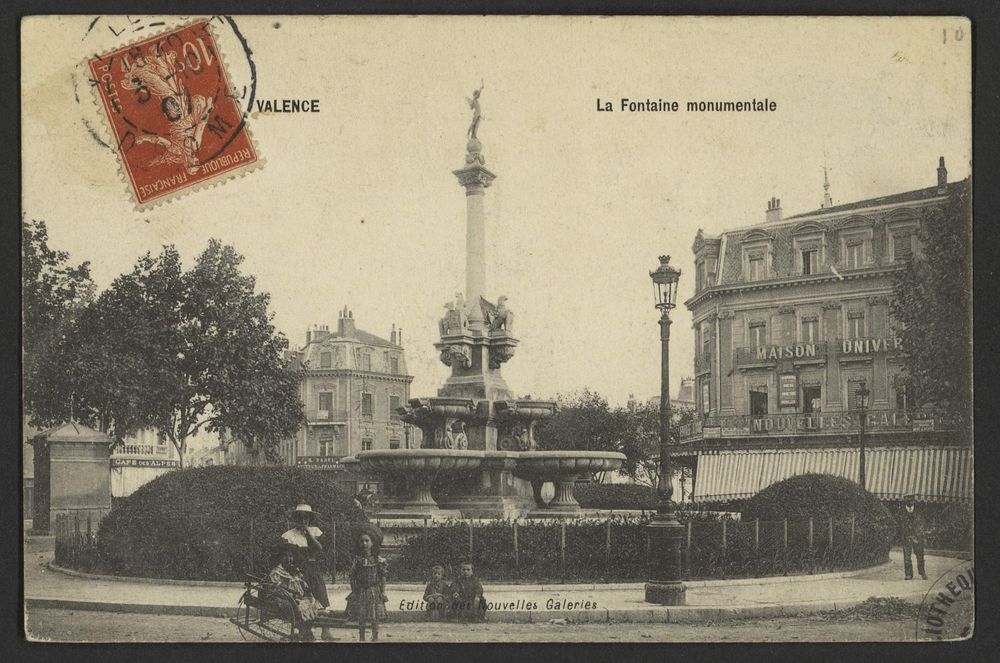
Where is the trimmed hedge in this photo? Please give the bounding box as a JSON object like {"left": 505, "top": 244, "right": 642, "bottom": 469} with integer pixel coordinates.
{"left": 86, "top": 466, "right": 366, "bottom": 581}
{"left": 741, "top": 473, "right": 893, "bottom": 568}
{"left": 574, "top": 483, "right": 658, "bottom": 510}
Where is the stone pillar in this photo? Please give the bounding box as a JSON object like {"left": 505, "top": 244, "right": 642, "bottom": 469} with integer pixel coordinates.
{"left": 453, "top": 138, "right": 496, "bottom": 328}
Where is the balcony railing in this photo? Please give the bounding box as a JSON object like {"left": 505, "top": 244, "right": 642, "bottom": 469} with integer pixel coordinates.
{"left": 113, "top": 444, "right": 170, "bottom": 456}
{"left": 680, "top": 409, "right": 958, "bottom": 440}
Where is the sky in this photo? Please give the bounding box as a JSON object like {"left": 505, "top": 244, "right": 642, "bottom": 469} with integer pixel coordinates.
{"left": 22, "top": 15, "right": 971, "bottom": 409}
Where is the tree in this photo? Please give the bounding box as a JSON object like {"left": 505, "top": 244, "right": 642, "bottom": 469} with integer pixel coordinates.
{"left": 533, "top": 389, "right": 693, "bottom": 485}
{"left": 25, "top": 239, "right": 305, "bottom": 466}
{"left": 21, "top": 219, "right": 95, "bottom": 402}
{"left": 891, "top": 186, "right": 972, "bottom": 426}
{"left": 618, "top": 400, "right": 695, "bottom": 487}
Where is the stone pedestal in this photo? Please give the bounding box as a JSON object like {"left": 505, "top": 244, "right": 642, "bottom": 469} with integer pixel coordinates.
{"left": 30, "top": 422, "right": 112, "bottom": 535}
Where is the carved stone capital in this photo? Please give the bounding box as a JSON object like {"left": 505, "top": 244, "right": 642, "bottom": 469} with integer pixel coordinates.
{"left": 821, "top": 300, "right": 842, "bottom": 310}
{"left": 778, "top": 305, "right": 796, "bottom": 315}
{"left": 868, "top": 295, "right": 889, "bottom": 306}
{"left": 717, "top": 310, "right": 735, "bottom": 320}
{"left": 453, "top": 164, "right": 496, "bottom": 192}
{"left": 489, "top": 344, "right": 516, "bottom": 369}
{"left": 439, "top": 344, "right": 472, "bottom": 368}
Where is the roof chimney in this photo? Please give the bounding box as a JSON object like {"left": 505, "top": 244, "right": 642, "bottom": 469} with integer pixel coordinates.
{"left": 398, "top": 327, "right": 402, "bottom": 346}
{"left": 937, "top": 156, "right": 948, "bottom": 193}
{"left": 765, "top": 197, "right": 783, "bottom": 223}
{"left": 312, "top": 324, "right": 331, "bottom": 343}
{"left": 338, "top": 307, "right": 356, "bottom": 337}
{"left": 305, "top": 329, "right": 312, "bottom": 344}
{"left": 390, "top": 323, "right": 397, "bottom": 345}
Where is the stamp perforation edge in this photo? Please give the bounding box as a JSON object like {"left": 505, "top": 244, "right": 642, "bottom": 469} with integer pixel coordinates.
{"left": 83, "top": 16, "right": 265, "bottom": 212}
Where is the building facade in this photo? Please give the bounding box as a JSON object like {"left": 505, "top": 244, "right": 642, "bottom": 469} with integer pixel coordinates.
{"left": 276, "top": 307, "right": 417, "bottom": 469}
{"left": 678, "top": 158, "right": 970, "bottom": 506}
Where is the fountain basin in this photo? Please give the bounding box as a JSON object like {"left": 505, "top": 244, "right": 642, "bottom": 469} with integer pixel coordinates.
{"left": 352, "top": 449, "right": 625, "bottom": 518}
{"left": 512, "top": 451, "right": 626, "bottom": 514}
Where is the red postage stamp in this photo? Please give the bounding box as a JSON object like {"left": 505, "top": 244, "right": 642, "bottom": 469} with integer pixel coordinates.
{"left": 87, "top": 19, "right": 259, "bottom": 208}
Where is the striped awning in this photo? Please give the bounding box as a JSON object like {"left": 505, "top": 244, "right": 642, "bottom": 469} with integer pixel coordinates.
{"left": 693, "top": 446, "right": 972, "bottom": 504}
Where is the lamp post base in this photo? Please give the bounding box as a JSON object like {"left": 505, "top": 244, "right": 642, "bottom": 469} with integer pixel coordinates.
{"left": 644, "top": 581, "right": 686, "bottom": 605}
{"left": 645, "top": 511, "right": 687, "bottom": 605}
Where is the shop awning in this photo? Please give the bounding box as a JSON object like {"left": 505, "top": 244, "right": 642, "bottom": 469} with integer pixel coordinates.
{"left": 693, "top": 446, "right": 972, "bottom": 504}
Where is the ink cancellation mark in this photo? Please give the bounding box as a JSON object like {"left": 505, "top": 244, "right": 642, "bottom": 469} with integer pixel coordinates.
{"left": 915, "top": 559, "right": 974, "bottom": 641}
{"left": 87, "top": 19, "right": 260, "bottom": 209}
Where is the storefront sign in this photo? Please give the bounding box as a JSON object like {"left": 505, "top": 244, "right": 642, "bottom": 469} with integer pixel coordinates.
{"left": 110, "top": 458, "right": 179, "bottom": 468}
{"left": 702, "top": 427, "right": 721, "bottom": 439}
{"left": 840, "top": 337, "right": 903, "bottom": 355}
{"left": 296, "top": 456, "right": 344, "bottom": 467}
{"left": 913, "top": 418, "right": 935, "bottom": 432}
{"left": 754, "top": 343, "right": 819, "bottom": 361}
{"left": 779, "top": 374, "right": 798, "bottom": 407}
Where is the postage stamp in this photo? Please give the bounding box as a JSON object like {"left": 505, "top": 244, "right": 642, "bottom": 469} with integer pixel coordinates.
{"left": 86, "top": 19, "right": 260, "bottom": 209}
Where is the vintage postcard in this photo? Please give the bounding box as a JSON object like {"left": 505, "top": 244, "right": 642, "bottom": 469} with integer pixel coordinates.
{"left": 21, "top": 15, "right": 972, "bottom": 644}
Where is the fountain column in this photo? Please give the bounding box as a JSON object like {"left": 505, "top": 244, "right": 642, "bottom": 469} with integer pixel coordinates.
{"left": 455, "top": 138, "right": 495, "bottom": 329}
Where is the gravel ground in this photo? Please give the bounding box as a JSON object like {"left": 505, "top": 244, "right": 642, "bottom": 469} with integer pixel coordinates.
{"left": 24, "top": 608, "right": 915, "bottom": 643}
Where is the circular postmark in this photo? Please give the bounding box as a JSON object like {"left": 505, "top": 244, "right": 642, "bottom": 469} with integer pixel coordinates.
{"left": 74, "top": 15, "right": 257, "bottom": 157}
{"left": 915, "top": 558, "right": 974, "bottom": 641}
{"left": 73, "top": 16, "right": 260, "bottom": 206}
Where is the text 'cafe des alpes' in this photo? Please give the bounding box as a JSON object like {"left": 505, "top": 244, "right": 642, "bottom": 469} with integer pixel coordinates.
{"left": 675, "top": 158, "right": 970, "bottom": 509}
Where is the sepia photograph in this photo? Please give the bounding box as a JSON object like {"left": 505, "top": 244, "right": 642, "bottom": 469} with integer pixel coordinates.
{"left": 20, "top": 14, "right": 973, "bottom": 644}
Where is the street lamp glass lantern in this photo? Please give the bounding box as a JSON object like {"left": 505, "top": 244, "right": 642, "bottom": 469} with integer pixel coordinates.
{"left": 650, "top": 255, "right": 682, "bottom": 310}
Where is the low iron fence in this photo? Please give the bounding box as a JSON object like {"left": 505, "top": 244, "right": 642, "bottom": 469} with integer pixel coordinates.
{"left": 54, "top": 511, "right": 889, "bottom": 584}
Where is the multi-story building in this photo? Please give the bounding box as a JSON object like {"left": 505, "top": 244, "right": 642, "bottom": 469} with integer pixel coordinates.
{"left": 678, "top": 158, "right": 971, "bottom": 507}
{"left": 109, "top": 428, "right": 181, "bottom": 498}
{"left": 276, "top": 307, "right": 417, "bottom": 469}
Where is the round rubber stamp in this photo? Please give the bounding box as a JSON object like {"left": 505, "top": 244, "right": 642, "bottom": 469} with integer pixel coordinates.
{"left": 84, "top": 17, "right": 260, "bottom": 209}
{"left": 915, "top": 559, "right": 974, "bottom": 641}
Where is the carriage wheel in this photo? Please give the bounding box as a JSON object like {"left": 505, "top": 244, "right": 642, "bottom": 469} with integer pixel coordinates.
{"left": 232, "top": 590, "right": 300, "bottom": 642}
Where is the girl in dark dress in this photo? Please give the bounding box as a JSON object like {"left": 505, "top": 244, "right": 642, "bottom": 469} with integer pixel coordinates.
{"left": 345, "top": 525, "right": 388, "bottom": 642}
{"left": 281, "top": 504, "right": 334, "bottom": 641}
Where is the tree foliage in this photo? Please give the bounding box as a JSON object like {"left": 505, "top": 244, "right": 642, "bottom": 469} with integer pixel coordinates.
{"left": 21, "top": 219, "right": 95, "bottom": 386}
{"left": 24, "top": 239, "right": 305, "bottom": 465}
{"left": 891, "top": 187, "right": 972, "bottom": 424}
{"left": 533, "top": 389, "right": 694, "bottom": 484}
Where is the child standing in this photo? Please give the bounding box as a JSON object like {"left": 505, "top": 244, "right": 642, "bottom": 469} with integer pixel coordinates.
{"left": 452, "top": 561, "right": 487, "bottom": 623}
{"left": 346, "top": 525, "right": 388, "bottom": 642}
{"left": 423, "top": 563, "right": 451, "bottom": 619}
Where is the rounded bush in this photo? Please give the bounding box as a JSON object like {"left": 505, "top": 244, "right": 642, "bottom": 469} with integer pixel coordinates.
{"left": 741, "top": 473, "right": 893, "bottom": 568}
{"left": 93, "top": 465, "right": 366, "bottom": 581}
{"left": 574, "top": 483, "right": 658, "bottom": 510}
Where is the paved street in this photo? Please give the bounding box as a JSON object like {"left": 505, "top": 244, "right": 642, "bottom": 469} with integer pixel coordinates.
{"left": 25, "top": 607, "right": 914, "bottom": 642}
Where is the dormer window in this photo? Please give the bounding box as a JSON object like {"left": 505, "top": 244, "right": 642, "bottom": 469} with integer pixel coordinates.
{"left": 740, "top": 229, "right": 774, "bottom": 282}
{"left": 837, "top": 219, "right": 873, "bottom": 270}
{"left": 320, "top": 351, "right": 332, "bottom": 369}
{"left": 801, "top": 249, "right": 817, "bottom": 274}
{"left": 792, "top": 222, "right": 826, "bottom": 276}
{"left": 844, "top": 239, "right": 863, "bottom": 269}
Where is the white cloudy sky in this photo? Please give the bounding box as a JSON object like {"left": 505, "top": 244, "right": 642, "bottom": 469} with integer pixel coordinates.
{"left": 22, "top": 15, "right": 971, "bottom": 408}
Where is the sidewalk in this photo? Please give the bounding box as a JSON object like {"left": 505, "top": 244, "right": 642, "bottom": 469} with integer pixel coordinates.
{"left": 24, "top": 548, "right": 969, "bottom": 623}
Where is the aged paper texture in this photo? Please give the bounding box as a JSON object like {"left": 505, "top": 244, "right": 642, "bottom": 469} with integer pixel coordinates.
{"left": 22, "top": 15, "right": 972, "bottom": 643}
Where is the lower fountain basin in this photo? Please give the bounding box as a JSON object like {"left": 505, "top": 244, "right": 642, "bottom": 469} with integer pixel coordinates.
{"left": 351, "top": 449, "right": 625, "bottom": 518}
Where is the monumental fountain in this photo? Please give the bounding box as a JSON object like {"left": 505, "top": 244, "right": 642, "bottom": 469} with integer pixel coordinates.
{"left": 353, "top": 88, "right": 624, "bottom": 519}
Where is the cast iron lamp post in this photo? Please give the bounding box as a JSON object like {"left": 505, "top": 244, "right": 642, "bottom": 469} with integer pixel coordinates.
{"left": 645, "top": 255, "right": 685, "bottom": 605}
{"left": 855, "top": 381, "right": 871, "bottom": 491}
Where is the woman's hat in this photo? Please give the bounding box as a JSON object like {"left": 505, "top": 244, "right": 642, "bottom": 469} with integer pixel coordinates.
{"left": 289, "top": 503, "right": 320, "bottom": 520}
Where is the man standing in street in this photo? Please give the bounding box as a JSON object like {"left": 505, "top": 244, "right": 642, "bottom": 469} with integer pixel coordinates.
{"left": 899, "top": 493, "right": 928, "bottom": 580}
